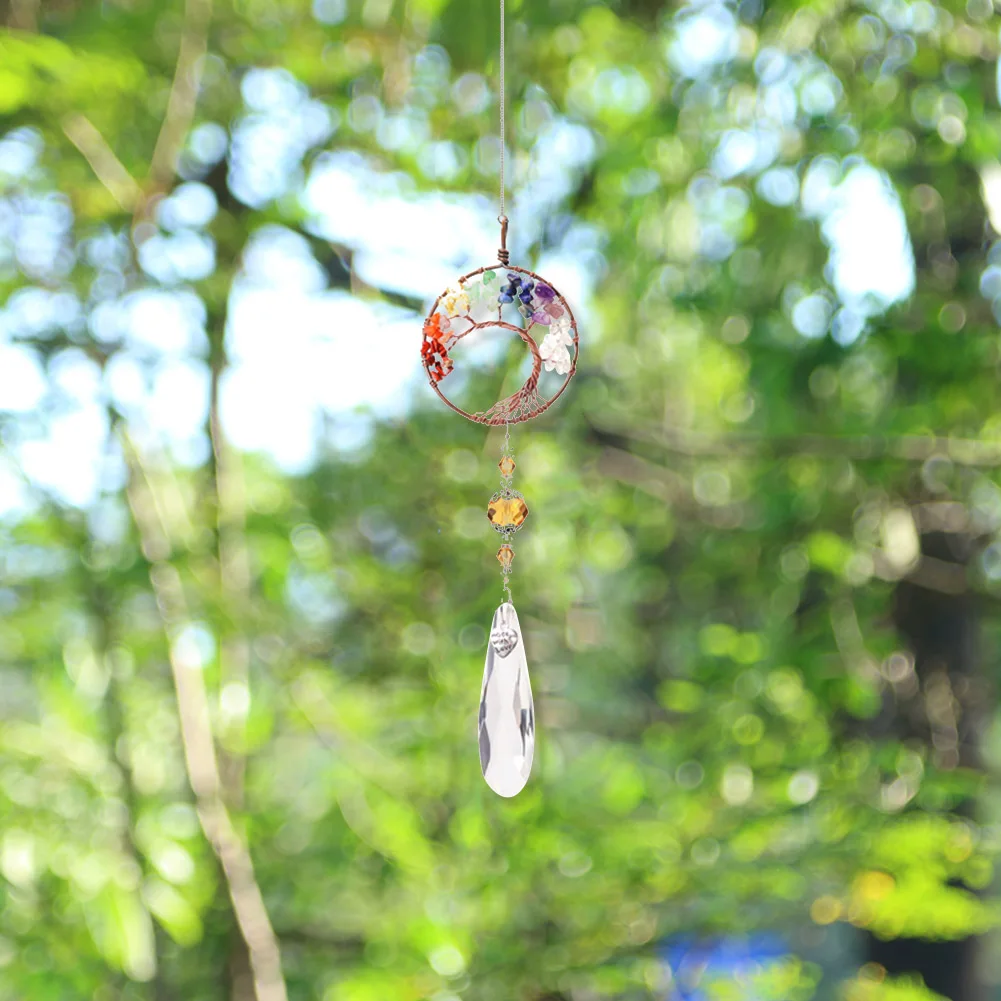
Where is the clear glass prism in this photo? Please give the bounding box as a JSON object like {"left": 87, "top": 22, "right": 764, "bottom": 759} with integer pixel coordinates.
{"left": 478, "top": 601, "right": 535, "bottom": 797}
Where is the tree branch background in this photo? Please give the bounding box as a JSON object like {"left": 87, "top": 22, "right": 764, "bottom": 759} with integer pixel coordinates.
{"left": 1, "top": 1, "right": 1000, "bottom": 1000}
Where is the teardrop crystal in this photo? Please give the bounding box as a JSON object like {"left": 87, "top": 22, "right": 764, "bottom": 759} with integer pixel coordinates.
{"left": 478, "top": 602, "right": 535, "bottom": 797}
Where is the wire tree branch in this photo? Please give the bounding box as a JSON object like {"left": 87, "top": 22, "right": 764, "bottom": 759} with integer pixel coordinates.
{"left": 121, "top": 431, "right": 288, "bottom": 1001}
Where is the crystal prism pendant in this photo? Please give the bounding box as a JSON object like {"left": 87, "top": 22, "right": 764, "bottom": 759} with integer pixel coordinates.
{"left": 478, "top": 601, "right": 535, "bottom": 797}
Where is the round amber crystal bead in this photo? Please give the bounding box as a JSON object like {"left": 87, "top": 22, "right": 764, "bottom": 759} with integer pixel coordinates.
{"left": 496, "top": 545, "right": 514, "bottom": 569}
{"left": 487, "top": 490, "right": 529, "bottom": 532}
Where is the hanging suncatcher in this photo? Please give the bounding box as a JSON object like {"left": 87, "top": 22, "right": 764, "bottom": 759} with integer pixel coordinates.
{"left": 420, "top": 0, "right": 580, "bottom": 797}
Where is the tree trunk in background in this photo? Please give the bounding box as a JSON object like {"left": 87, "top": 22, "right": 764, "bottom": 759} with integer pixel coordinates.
{"left": 866, "top": 527, "right": 989, "bottom": 1001}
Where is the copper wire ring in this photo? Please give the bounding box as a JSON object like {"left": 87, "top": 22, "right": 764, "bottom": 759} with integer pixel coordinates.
{"left": 422, "top": 263, "right": 579, "bottom": 426}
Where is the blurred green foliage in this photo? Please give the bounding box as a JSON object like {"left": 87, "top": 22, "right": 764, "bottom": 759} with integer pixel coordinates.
{"left": 2, "top": 0, "right": 1001, "bottom": 999}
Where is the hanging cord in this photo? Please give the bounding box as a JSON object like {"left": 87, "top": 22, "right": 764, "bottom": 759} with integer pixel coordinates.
{"left": 497, "top": 0, "right": 509, "bottom": 266}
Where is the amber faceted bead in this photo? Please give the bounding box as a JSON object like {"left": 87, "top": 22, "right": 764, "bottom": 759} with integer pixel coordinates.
{"left": 496, "top": 545, "right": 514, "bottom": 569}
{"left": 487, "top": 492, "right": 529, "bottom": 531}
{"left": 498, "top": 456, "right": 516, "bottom": 477}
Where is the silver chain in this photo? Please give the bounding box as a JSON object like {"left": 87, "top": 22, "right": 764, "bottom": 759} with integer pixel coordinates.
{"left": 501, "top": 420, "right": 513, "bottom": 602}
{"left": 501, "top": 421, "right": 511, "bottom": 488}
{"left": 498, "top": 0, "right": 506, "bottom": 222}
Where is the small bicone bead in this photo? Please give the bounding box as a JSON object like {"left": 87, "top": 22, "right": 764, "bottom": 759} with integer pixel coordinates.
{"left": 498, "top": 456, "right": 516, "bottom": 476}
{"left": 496, "top": 545, "right": 515, "bottom": 569}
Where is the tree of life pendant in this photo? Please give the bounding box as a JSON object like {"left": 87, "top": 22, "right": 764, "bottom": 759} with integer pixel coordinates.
{"left": 421, "top": 264, "right": 578, "bottom": 797}
{"left": 421, "top": 265, "right": 579, "bottom": 425}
